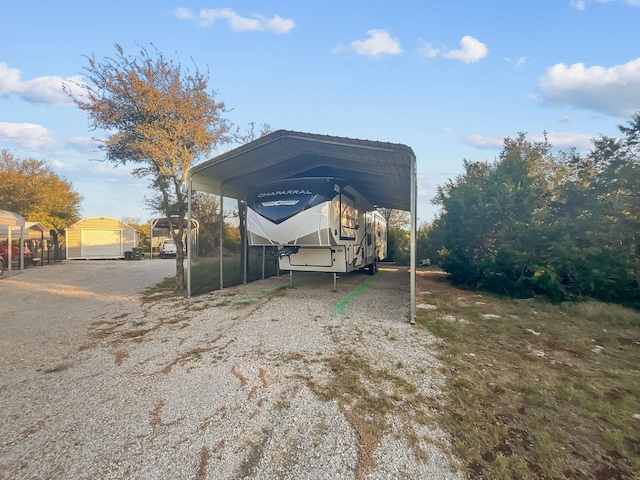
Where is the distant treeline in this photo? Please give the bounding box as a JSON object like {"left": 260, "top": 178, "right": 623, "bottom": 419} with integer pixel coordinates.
{"left": 419, "top": 112, "right": 640, "bottom": 305}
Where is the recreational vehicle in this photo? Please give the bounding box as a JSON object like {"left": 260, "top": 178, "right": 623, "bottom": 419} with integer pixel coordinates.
{"left": 247, "top": 177, "right": 387, "bottom": 274}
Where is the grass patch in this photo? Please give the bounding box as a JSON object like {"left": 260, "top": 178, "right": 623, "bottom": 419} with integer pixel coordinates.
{"left": 141, "top": 255, "right": 281, "bottom": 301}
{"left": 233, "top": 283, "right": 290, "bottom": 304}
{"left": 306, "top": 350, "right": 435, "bottom": 479}
{"left": 141, "top": 275, "right": 182, "bottom": 302}
{"left": 189, "top": 255, "right": 279, "bottom": 296}
{"left": 416, "top": 268, "right": 640, "bottom": 479}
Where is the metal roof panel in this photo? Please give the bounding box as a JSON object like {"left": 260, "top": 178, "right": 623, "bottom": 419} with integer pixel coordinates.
{"left": 190, "top": 129, "right": 416, "bottom": 211}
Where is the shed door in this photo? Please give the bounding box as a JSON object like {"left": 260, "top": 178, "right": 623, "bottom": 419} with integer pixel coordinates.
{"left": 81, "top": 229, "right": 123, "bottom": 257}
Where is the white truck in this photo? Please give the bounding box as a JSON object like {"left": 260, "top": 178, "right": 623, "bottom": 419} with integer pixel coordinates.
{"left": 158, "top": 239, "right": 177, "bottom": 258}
{"left": 247, "top": 177, "right": 387, "bottom": 275}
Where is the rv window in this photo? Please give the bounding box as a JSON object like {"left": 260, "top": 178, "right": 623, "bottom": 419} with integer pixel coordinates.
{"left": 340, "top": 192, "right": 357, "bottom": 240}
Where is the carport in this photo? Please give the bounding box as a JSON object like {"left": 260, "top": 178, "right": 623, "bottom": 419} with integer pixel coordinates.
{"left": 187, "top": 130, "right": 418, "bottom": 323}
{"left": 0, "top": 209, "right": 26, "bottom": 273}
{"left": 149, "top": 216, "right": 199, "bottom": 259}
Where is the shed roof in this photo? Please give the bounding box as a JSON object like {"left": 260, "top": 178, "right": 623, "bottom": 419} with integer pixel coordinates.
{"left": 189, "top": 130, "right": 416, "bottom": 211}
{"left": 0, "top": 210, "right": 25, "bottom": 227}
{"left": 25, "top": 222, "right": 49, "bottom": 232}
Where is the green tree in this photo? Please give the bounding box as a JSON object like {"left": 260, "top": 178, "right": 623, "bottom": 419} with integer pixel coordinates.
{"left": 432, "top": 134, "right": 555, "bottom": 296}
{"left": 378, "top": 208, "right": 411, "bottom": 264}
{"left": 430, "top": 115, "right": 640, "bottom": 304}
{"left": 66, "top": 44, "right": 230, "bottom": 290}
{"left": 544, "top": 114, "right": 640, "bottom": 302}
{"left": 230, "top": 122, "right": 272, "bottom": 271}
{"left": 378, "top": 208, "right": 410, "bottom": 230}
{"left": 190, "top": 192, "right": 220, "bottom": 256}
{"left": 0, "top": 150, "right": 82, "bottom": 233}
{"left": 121, "top": 216, "right": 151, "bottom": 253}
{"left": 417, "top": 221, "right": 441, "bottom": 264}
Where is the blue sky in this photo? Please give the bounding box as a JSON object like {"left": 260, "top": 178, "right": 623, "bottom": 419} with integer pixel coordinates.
{"left": 1, "top": 0, "right": 639, "bottom": 224}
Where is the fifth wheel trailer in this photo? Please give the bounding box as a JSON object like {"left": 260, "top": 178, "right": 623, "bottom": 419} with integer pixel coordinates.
{"left": 247, "top": 177, "right": 387, "bottom": 274}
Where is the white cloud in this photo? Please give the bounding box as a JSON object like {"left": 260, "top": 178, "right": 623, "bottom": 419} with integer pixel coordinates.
{"left": 442, "top": 36, "right": 488, "bottom": 64}
{"left": 538, "top": 57, "right": 640, "bottom": 117}
{"left": 66, "top": 136, "right": 102, "bottom": 155}
{"left": 463, "top": 134, "right": 504, "bottom": 150}
{"left": 0, "top": 122, "right": 58, "bottom": 151}
{"left": 174, "top": 8, "right": 295, "bottom": 33}
{"left": 463, "top": 131, "right": 594, "bottom": 153}
{"left": 571, "top": 0, "right": 640, "bottom": 10}
{"left": 0, "top": 62, "right": 21, "bottom": 93}
{"left": 504, "top": 56, "right": 527, "bottom": 67}
{"left": 542, "top": 131, "right": 594, "bottom": 151}
{"left": 49, "top": 159, "right": 65, "bottom": 169}
{"left": 348, "top": 29, "right": 403, "bottom": 58}
{"left": 416, "top": 40, "right": 440, "bottom": 61}
{"left": 0, "top": 62, "right": 82, "bottom": 107}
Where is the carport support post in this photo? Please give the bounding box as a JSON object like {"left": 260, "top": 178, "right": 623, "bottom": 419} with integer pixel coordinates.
{"left": 242, "top": 200, "right": 248, "bottom": 284}
{"left": 187, "top": 179, "right": 192, "bottom": 297}
{"left": 410, "top": 157, "right": 417, "bottom": 324}
{"left": 149, "top": 218, "right": 162, "bottom": 260}
{"left": 219, "top": 188, "right": 224, "bottom": 290}
{"left": 6, "top": 225, "right": 11, "bottom": 272}
{"left": 19, "top": 226, "right": 24, "bottom": 271}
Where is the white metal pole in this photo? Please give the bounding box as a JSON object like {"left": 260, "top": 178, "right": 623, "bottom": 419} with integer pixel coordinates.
{"left": 410, "top": 156, "right": 417, "bottom": 324}
{"left": 187, "top": 177, "right": 192, "bottom": 297}
{"left": 243, "top": 201, "right": 248, "bottom": 284}
{"left": 7, "top": 226, "right": 12, "bottom": 272}
{"left": 219, "top": 188, "right": 224, "bottom": 290}
{"left": 19, "top": 226, "right": 24, "bottom": 271}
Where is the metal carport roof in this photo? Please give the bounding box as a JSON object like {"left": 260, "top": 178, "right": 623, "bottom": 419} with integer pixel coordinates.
{"left": 187, "top": 130, "right": 418, "bottom": 323}
{"left": 0, "top": 210, "right": 25, "bottom": 227}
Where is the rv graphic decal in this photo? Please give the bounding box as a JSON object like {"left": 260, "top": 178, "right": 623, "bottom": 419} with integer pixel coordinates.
{"left": 248, "top": 177, "right": 387, "bottom": 275}
{"left": 257, "top": 189, "right": 312, "bottom": 198}
{"left": 262, "top": 200, "right": 300, "bottom": 207}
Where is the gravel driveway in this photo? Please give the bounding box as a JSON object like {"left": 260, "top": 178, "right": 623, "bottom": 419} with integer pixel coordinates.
{"left": 0, "top": 260, "right": 463, "bottom": 480}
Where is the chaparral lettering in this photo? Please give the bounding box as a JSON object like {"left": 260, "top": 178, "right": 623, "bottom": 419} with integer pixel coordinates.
{"left": 258, "top": 189, "right": 312, "bottom": 198}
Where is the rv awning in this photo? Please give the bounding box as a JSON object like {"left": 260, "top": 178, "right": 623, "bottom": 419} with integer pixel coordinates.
{"left": 189, "top": 130, "right": 416, "bottom": 212}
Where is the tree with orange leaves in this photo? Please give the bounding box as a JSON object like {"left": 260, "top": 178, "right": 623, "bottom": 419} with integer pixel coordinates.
{"left": 66, "top": 44, "right": 230, "bottom": 290}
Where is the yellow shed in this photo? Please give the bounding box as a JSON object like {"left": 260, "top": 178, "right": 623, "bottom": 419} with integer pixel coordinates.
{"left": 66, "top": 217, "right": 137, "bottom": 260}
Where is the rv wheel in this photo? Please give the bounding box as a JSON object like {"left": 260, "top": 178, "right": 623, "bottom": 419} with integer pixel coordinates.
{"left": 368, "top": 259, "right": 378, "bottom": 275}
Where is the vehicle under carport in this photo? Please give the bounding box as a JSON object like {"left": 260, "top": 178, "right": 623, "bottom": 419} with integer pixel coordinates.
{"left": 187, "top": 130, "right": 418, "bottom": 323}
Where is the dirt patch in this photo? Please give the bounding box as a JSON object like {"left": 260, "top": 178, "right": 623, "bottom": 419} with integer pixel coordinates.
{"left": 0, "top": 261, "right": 462, "bottom": 479}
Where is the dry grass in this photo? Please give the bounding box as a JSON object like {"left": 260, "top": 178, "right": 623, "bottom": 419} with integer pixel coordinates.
{"left": 140, "top": 275, "right": 183, "bottom": 302}
{"left": 415, "top": 268, "right": 640, "bottom": 480}
{"left": 304, "top": 350, "right": 437, "bottom": 479}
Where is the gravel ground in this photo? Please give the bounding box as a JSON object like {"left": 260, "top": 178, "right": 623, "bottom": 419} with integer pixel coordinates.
{"left": 0, "top": 260, "right": 463, "bottom": 480}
